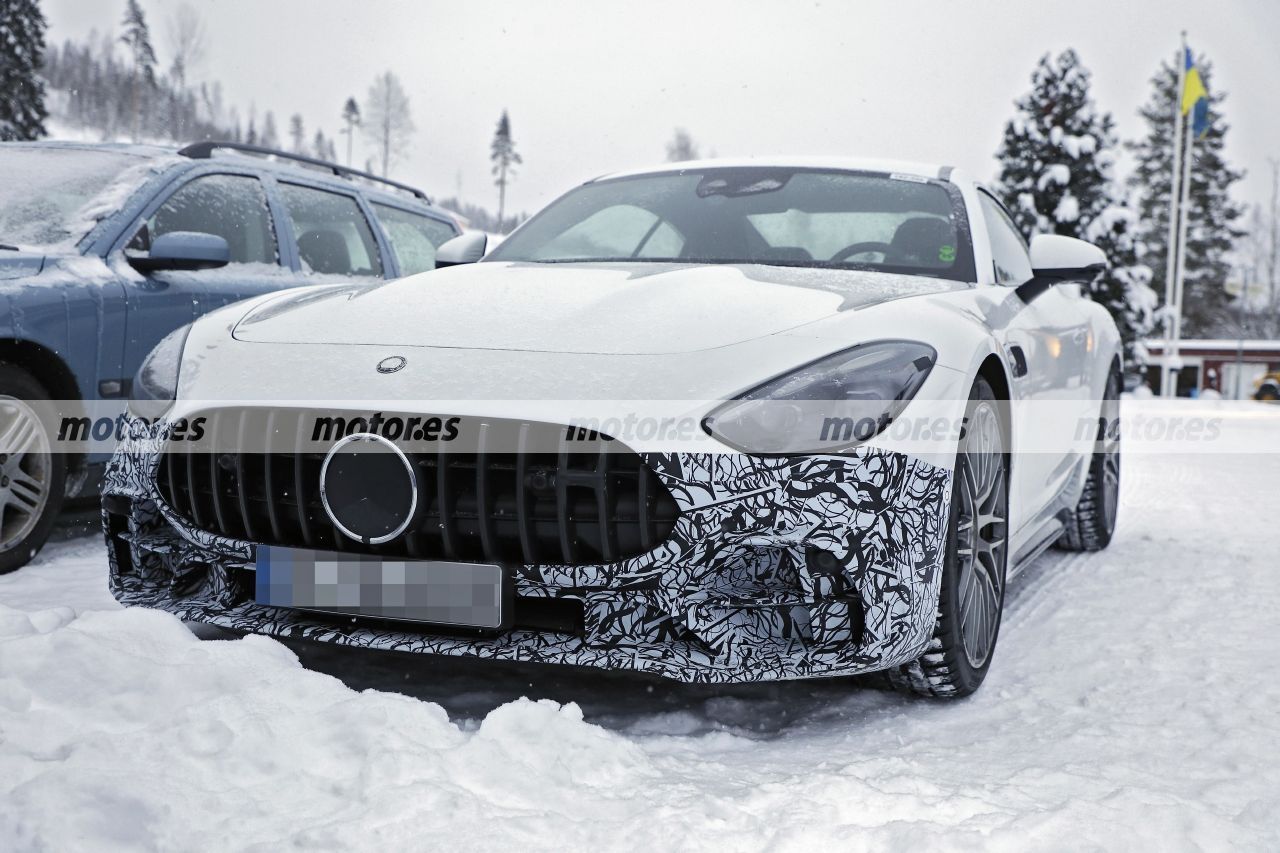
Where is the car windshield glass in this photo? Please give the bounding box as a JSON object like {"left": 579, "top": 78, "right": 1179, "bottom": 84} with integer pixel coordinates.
{"left": 487, "top": 168, "right": 974, "bottom": 281}
{"left": 0, "top": 148, "right": 149, "bottom": 250}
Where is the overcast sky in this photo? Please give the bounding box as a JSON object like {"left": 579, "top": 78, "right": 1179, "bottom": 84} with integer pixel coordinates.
{"left": 44, "top": 0, "right": 1280, "bottom": 216}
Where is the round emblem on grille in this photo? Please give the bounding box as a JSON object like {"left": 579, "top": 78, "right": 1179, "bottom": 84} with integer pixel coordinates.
{"left": 319, "top": 433, "right": 418, "bottom": 544}
{"left": 376, "top": 355, "right": 407, "bottom": 374}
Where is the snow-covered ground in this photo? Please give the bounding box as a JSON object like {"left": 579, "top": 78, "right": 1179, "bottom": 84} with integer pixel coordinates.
{"left": 2, "top": 398, "right": 1277, "bottom": 851}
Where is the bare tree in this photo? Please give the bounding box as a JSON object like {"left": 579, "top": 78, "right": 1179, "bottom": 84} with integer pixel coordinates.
{"left": 665, "top": 128, "right": 699, "bottom": 162}
{"left": 339, "top": 96, "right": 360, "bottom": 166}
{"left": 1243, "top": 159, "right": 1280, "bottom": 337}
{"left": 362, "top": 72, "right": 414, "bottom": 177}
{"left": 165, "top": 3, "right": 205, "bottom": 90}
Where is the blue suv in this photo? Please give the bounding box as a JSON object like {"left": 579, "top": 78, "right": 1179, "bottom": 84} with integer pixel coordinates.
{"left": 0, "top": 140, "right": 460, "bottom": 572}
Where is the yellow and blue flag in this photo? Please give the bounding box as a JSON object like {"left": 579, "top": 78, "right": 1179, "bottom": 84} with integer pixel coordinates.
{"left": 1181, "top": 48, "right": 1210, "bottom": 138}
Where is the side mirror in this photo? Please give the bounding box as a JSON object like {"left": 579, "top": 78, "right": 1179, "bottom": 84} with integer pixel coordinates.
{"left": 435, "top": 232, "right": 487, "bottom": 269}
{"left": 128, "top": 231, "right": 230, "bottom": 272}
{"left": 1018, "top": 234, "right": 1107, "bottom": 303}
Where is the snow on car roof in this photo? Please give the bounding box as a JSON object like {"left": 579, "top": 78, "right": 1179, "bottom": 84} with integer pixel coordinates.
{"left": 592, "top": 156, "right": 953, "bottom": 183}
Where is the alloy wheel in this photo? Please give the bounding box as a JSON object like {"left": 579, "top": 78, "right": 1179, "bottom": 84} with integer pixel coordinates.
{"left": 0, "top": 396, "right": 52, "bottom": 553}
{"left": 955, "top": 400, "right": 1008, "bottom": 670}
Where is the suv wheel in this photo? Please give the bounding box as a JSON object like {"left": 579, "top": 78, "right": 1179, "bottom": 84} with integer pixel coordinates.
{"left": 0, "top": 364, "right": 66, "bottom": 574}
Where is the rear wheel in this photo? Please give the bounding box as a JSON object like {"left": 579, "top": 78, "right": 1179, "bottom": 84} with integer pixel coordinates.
{"left": 1058, "top": 368, "right": 1121, "bottom": 552}
{"left": 1258, "top": 384, "right": 1279, "bottom": 402}
{"left": 885, "top": 376, "right": 1009, "bottom": 698}
{"left": 0, "top": 365, "right": 66, "bottom": 574}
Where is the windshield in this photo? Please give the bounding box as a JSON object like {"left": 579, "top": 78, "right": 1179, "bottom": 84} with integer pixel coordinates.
{"left": 0, "top": 148, "right": 151, "bottom": 250}
{"left": 487, "top": 168, "right": 975, "bottom": 281}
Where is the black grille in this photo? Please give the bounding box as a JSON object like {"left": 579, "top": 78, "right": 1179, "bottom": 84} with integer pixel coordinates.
{"left": 156, "top": 408, "right": 680, "bottom": 566}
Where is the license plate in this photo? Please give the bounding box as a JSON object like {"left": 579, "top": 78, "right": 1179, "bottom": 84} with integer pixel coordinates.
{"left": 255, "top": 546, "right": 510, "bottom": 631}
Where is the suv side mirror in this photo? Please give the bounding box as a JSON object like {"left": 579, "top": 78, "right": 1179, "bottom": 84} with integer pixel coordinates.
{"left": 1018, "top": 234, "right": 1107, "bottom": 303}
{"left": 435, "top": 232, "right": 487, "bottom": 269}
{"left": 128, "top": 231, "right": 230, "bottom": 272}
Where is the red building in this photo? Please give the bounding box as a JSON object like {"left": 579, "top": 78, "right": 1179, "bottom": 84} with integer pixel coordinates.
{"left": 1143, "top": 339, "right": 1280, "bottom": 398}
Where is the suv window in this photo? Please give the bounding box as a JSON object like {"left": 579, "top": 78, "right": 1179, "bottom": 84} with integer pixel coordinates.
{"left": 279, "top": 183, "right": 383, "bottom": 277}
{"left": 372, "top": 203, "right": 457, "bottom": 275}
{"left": 128, "top": 173, "right": 277, "bottom": 264}
{"left": 978, "top": 192, "right": 1033, "bottom": 285}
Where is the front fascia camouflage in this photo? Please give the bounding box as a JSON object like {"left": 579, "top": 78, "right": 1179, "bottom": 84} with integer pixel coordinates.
{"left": 104, "top": 416, "right": 952, "bottom": 683}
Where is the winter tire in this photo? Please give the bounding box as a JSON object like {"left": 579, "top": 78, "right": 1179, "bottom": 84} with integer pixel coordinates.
{"left": 1058, "top": 367, "right": 1121, "bottom": 552}
{"left": 0, "top": 364, "right": 66, "bottom": 574}
{"left": 884, "top": 376, "right": 1009, "bottom": 698}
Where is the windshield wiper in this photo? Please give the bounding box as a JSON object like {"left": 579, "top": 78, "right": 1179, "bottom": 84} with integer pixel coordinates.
{"left": 0, "top": 243, "right": 19, "bottom": 251}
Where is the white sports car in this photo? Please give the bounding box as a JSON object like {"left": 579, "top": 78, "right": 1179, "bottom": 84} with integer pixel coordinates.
{"left": 103, "top": 158, "right": 1121, "bottom": 696}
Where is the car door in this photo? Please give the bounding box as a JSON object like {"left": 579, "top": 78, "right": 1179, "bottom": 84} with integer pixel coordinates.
{"left": 976, "top": 191, "right": 1092, "bottom": 540}
{"left": 119, "top": 171, "right": 292, "bottom": 378}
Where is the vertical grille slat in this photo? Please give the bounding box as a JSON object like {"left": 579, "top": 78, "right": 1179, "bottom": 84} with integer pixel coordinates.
{"left": 437, "top": 442, "right": 458, "bottom": 560}
{"left": 475, "top": 423, "right": 499, "bottom": 562}
{"left": 262, "top": 410, "right": 285, "bottom": 542}
{"left": 184, "top": 433, "right": 204, "bottom": 529}
{"left": 555, "top": 438, "right": 577, "bottom": 564}
{"left": 234, "top": 410, "right": 256, "bottom": 542}
{"left": 208, "top": 412, "right": 231, "bottom": 534}
{"left": 637, "top": 460, "right": 654, "bottom": 552}
{"left": 157, "top": 409, "right": 679, "bottom": 568}
{"left": 596, "top": 444, "right": 615, "bottom": 564}
{"left": 515, "top": 423, "right": 537, "bottom": 564}
{"left": 292, "top": 414, "right": 314, "bottom": 547}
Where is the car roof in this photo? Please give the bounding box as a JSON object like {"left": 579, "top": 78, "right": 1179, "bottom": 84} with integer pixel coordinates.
{"left": 592, "top": 156, "right": 956, "bottom": 184}
{"left": 3, "top": 139, "right": 445, "bottom": 214}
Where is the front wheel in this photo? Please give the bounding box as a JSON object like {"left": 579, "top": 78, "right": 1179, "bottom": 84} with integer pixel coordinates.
{"left": 885, "top": 376, "right": 1009, "bottom": 698}
{"left": 0, "top": 364, "right": 66, "bottom": 574}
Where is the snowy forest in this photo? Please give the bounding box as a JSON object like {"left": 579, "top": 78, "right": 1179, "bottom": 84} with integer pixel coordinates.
{"left": 2, "top": 0, "right": 1279, "bottom": 348}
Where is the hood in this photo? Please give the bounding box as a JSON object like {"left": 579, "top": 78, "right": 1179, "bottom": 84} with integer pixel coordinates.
{"left": 232, "top": 261, "right": 967, "bottom": 355}
{"left": 0, "top": 253, "right": 46, "bottom": 281}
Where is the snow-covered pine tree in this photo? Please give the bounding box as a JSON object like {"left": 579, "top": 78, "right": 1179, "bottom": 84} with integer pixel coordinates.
{"left": 0, "top": 0, "right": 50, "bottom": 141}
{"left": 996, "top": 49, "right": 1155, "bottom": 366}
{"left": 1086, "top": 201, "right": 1158, "bottom": 366}
{"left": 996, "top": 49, "right": 1115, "bottom": 238}
{"left": 1129, "top": 57, "right": 1245, "bottom": 337}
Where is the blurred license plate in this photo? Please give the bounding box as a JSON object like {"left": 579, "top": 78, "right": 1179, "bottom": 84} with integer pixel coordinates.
{"left": 255, "top": 546, "right": 509, "bottom": 631}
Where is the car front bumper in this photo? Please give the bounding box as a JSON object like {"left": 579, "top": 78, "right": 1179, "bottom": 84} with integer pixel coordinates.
{"left": 103, "top": 416, "right": 952, "bottom": 683}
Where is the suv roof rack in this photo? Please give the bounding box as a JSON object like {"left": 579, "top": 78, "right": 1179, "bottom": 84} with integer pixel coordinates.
{"left": 178, "top": 140, "right": 430, "bottom": 201}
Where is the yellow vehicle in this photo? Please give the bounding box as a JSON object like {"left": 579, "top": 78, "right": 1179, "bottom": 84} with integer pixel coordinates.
{"left": 1255, "top": 371, "right": 1280, "bottom": 401}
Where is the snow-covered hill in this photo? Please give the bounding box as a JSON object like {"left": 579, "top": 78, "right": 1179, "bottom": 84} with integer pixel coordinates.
{"left": 2, "top": 398, "right": 1277, "bottom": 850}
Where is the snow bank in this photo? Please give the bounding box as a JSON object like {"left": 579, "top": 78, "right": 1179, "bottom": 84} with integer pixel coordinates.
{"left": 2, "top": 400, "right": 1278, "bottom": 850}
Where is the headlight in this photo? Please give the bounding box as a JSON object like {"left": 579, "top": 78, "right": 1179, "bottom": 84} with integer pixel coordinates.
{"left": 128, "top": 323, "right": 193, "bottom": 418}
{"left": 703, "top": 340, "right": 936, "bottom": 454}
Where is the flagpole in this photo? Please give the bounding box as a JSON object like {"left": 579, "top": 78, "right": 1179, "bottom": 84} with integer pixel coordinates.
{"left": 1162, "top": 33, "right": 1187, "bottom": 398}
{"left": 1172, "top": 93, "right": 1196, "bottom": 377}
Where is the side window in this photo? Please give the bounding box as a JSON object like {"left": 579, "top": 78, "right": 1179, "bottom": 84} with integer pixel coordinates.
{"left": 532, "top": 204, "right": 685, "bottom": 260}
{"left": 278, "top": 183, "right": 384, "bottom": 277}
{"left": 978, "top": 193, "right": 1033, "bottom": 285}
{"left": 371, "top": 203, "right": 457, "bottom": 276}
{"left": 128, "top": 174, "right": 277, "bottom": 265}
